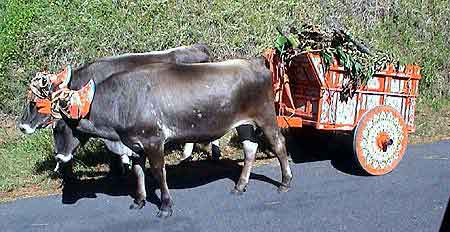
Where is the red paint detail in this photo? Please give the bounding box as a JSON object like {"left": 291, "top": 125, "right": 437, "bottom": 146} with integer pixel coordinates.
{"left": 50, "top": 66, "right": 70, "bottom": 88}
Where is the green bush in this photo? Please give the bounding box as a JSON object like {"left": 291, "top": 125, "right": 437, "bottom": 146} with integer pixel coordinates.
{"left": 1, "top": 0, "right": 448, "bottom": 115}
{"left": 0, "top": 0, "right": 41, "bottom": 113}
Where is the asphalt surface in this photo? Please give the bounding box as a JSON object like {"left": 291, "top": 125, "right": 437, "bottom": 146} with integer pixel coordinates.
{"left": 1, "top": 140, "right": 449, "bottom": 232}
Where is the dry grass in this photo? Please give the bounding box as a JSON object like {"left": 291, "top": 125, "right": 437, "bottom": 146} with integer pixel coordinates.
{"left": 409, "top": 100, "right": 450, "bottom": 144}
{"left": 0, "top": 183, "right": 60, "bottom": 203}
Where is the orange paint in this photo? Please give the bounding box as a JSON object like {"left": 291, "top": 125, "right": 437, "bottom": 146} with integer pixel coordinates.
{"left": 36, "top": 98, "right": 52, "bottom": 115}
{"left": 50, "top": 79, "right": 95, "bottom": 120}
{"left": 264, "top": 49, "right": 422, "bottom": 132}
{"left": 49, "top": 65, "right": 72, "bottom": 89}
{"left": 276, "top": 116, "right": 302, "bottom": 128}
{"left": 376, "top": 132, "right": 390, "bottom": 150}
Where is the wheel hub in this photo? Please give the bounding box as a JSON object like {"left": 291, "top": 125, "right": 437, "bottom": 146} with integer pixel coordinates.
{"left": 376, "top": 132, "right": 393, "bottom": 152}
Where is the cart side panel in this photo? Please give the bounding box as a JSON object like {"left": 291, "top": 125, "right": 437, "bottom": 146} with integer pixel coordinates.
{"left": 305, "top": 52, "right": 421, "bottom": 132}
{"left": 287, "top": 56, "right": 321, "bottom": 121}
{"left": 264, "top": 49, "right": 421, "bottom": 132}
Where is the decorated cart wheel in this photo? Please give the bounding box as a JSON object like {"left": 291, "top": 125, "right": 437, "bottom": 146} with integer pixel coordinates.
{"left": 353, "top": 106, "right": 408, "bottom": 175}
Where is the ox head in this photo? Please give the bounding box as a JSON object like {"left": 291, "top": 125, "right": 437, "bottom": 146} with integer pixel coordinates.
{"left": 18, "top": 66, "right": 72, "bottom": 134}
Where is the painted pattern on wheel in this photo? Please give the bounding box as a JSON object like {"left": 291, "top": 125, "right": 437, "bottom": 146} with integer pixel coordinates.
{"left": 354, "top": 106, "right": 408, "bottom": 175}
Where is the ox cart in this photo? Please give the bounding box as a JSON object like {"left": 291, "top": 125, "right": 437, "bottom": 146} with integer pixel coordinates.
{"left": 264, "top": 49, "right": 422, "bottom": 175}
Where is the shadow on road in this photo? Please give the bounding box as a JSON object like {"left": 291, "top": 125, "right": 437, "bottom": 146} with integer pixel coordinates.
{"left": 54, "top": 126, "right": 369, "bottom": 208}
{"left": 285, "top": 127, "right": 368, "bottom": 176}
{"left": 61, "top": 159, "right": 281, "bottom": 208}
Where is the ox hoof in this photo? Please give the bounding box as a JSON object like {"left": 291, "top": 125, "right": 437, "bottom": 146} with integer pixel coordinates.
{"left": 129, "top": 199, "right": 145, "bottom": 210}
{"left": 277, "top": 185, "right": 290, "bottom": 193}
{"left": 230, "top": 186, "right": 247, "bottom": 195}
{"left": 156, "top": 208, "right": 173, "bottom": 218}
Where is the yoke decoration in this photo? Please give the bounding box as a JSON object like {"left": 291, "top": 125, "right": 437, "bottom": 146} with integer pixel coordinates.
{"left": 51, "top": 79, "right": 95, "bottom": 120}
{"left": 29, "top": 65, "right": 72, "bottom": 99}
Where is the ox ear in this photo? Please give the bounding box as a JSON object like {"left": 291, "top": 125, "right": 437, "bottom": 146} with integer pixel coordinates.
{"left": 79, "top": 79, "right": 96, "bottom": 103}
{"left": 50, "top": 65, "right": 72, "bottom": 90}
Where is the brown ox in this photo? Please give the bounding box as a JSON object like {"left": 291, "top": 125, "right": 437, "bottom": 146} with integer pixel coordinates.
{"left": 52, "top": 58, "right": 293, "bottom": 217}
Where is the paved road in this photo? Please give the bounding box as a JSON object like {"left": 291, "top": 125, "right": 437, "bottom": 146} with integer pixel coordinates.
{"left": 1, "top": 140, "right": 449, "bottom": 232}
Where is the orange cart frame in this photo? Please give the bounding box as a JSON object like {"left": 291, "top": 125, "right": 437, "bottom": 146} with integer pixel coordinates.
{"left": 264, "top": 48, "right": 422, "bottom": 175}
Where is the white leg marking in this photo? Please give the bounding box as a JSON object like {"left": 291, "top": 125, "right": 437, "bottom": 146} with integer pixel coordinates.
{"left": 103, "top": 140, "right": 134, "bottom": 168}
{"left": 54, "top": 162, "right": 60, "bottom": 172}
{"left": 242, "top": 140, "right": 258, "bottom": 157}
{"left": 18, "top": 124, "right": 36, "bottom": 134}
{"left": 182, "top": 143, "right": 194, "bottom": 160}
{"left": 211, "top": 139, "right": 220, "bottom": 147}
{"left": 55, "top": 153, "right": 73, "bottom": 163}
{"left": 120, "top": 154, "right": 130, "bottom": 165}
{"left": 211, "top": 139, "right": 221, "bottom": 158}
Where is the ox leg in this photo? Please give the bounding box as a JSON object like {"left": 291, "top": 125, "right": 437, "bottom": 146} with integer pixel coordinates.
{"left": 130, "top": 155, "right": 146, "bottom": 210}
{"left": 232, "top": 140, "right": 258, "bottom": 194}
{"left": 260, "top": 125, "right": 292, "bottom": 192}
{"left": 59, "top": 161, "right": 77, "bottom": 184}
{"left": 104, "top": 140, "right": 132, "bottom": 177}
{"left": 211, "top": 139, "right": 221, "bottom": 160}
{"left": 108, "top": 154, "right": 126, "bottom": 177}
{"left": 148, "top": 143, "right": 173, "bottom": 218}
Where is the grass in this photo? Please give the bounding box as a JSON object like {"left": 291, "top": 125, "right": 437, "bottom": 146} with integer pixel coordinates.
{"left": 409, "top": 99, "right": 450, "bottom": 144}
{"left": 0, "top": 0, "right": 449, "bottom": 199}
{"left": 0, "top": 130, "right": 53, "bottom": 192}
{"left": 2, "top": 0, "right": 448, "bottom": 115}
